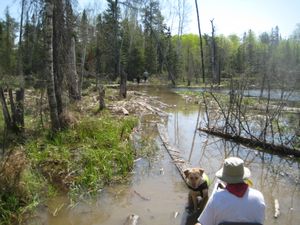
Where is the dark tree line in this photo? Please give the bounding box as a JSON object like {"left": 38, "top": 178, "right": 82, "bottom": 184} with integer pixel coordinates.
{"left": 0, "top": 0, "right": 177, "bottom": 133}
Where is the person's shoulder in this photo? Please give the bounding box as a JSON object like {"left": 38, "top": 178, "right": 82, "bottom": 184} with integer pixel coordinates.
{"left": 213, "top": 188, "right": 230, "bottom": 199}
{"left": 249, "top": 187, "right": 263, "bottom": 195}
{"left": 248, "top": 187, "right": 265, "bottom": 200}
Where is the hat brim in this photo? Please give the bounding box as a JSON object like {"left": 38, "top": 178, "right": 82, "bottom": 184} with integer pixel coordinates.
{"left": 215, "top": 167, "right": 251, "bottom": 184}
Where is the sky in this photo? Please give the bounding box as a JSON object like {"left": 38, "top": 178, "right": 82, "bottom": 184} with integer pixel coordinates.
{"left": 0, "top": 0, "right": 299, "bottom": 38}
{"left": 184, "top": 0, "right": 300, "bottom": 38}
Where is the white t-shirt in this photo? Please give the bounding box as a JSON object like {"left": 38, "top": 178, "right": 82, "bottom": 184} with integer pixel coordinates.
{"left": 198, "top": 187, "right": 265, "bottom": 225}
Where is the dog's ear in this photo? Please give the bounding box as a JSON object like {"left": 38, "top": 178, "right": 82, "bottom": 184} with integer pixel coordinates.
{"left": 184, "top": 169, "right": 190, "bottom": 178}
{"left": 198, "top": 168, "right": 204, "bottom": 175}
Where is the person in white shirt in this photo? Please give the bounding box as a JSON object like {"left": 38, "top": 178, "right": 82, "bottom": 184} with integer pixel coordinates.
{"left": 195, "top": 157, "right": 265, "bottom": 225}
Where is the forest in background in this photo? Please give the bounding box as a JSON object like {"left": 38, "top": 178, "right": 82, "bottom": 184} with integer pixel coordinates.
{"left": 1, "top": 0, "right": 300, "bottom": 94}
{"left": 0, "top": 0, "right": 299, "bottom": 133}
{"left": 0, "top": 0, "right": 300, "bottom": 224}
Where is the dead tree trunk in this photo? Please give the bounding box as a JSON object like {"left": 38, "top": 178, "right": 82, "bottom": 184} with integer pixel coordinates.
{"left": 45, "top": 0, "right": 60, "bottom": 132}
{"left": 65, "top": 0, "right": 80, "bottom": 101}
{"left": 0, "top": 88, "right": 24, "bottom": 133}
{"left": 78, "top": 10, "right": 88, "bottom": 99}
{"left": 98, "top": 85, "right": 105, "bottom": 111}
{"left": 15, "top": 0, "right": 25, "bottom": 132}
{"left": 195, "top": 0, "right": 205, "bottom": 83}
{"left": 53, "top": 0, "right": 65, "bottom": 121}
{"left": 14, "top": 89, "right": 25, "bottom": 130}
{"left": 210, "top": 19, "right": 218, "bottom": 84}
{"left": 187, "top": 46, "right": 193, "bottom": 86}
{"left": 0, "top": 88, "right": 12, "bottom": 130}
{"left": 119, "top": 68, "right": 127, "bottom": 98}
{"left": 8, "top": 89, "right": 16, "bottom": 125}
{"left": 66, "top": 36, "right": 80, "bottom": 101}
{"left": 114, "top": 0, "right": 120, "bottom": 78}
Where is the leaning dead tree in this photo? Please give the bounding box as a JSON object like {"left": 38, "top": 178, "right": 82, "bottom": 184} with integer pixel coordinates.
{"left": 194, "top": 0, "right": 205, "bottom": 83}
{"left": 199, "top": 76, "right": 300, "bottom": 157}
{"left": 210, "top": 19, "right": 218, "bottom": 84}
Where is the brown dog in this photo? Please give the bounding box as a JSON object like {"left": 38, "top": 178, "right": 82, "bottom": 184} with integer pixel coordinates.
{"left": 184, "top": 168, "right": 209, "bottom": 213}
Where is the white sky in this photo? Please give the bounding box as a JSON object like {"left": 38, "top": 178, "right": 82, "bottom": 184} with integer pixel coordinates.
{"left": 162, "top": 0, "right": 300, "bottom": 38}
{"left": 0, "top": 0, "right": 299, "bottom": 38}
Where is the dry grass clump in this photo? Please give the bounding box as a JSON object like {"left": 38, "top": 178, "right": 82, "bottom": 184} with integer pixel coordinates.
{"left": 0, "top": 149, "right": 27, "bottom": 194}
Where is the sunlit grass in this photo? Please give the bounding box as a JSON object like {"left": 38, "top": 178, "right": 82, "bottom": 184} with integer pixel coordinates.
{"left": 26, "top": 114, "right": 138, "bottom": 197}
{"left": 0, "top": 110, "right": 137, "bottom": 224}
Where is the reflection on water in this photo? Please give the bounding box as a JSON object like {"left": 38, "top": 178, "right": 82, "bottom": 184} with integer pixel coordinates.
{"left": 28, "top": 86, "right": 300, "bottom": 225}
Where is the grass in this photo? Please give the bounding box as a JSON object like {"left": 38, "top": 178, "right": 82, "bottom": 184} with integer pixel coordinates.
{"left": 0, "top": 110, "right": 4, "bottom": 147}
{"left": 0, "top": 148, "right": 48, "bottom": 225}
{"left": 0, "top": 109, "right": 137, "bottom": 224}
{"left": 26, "top": 113, "right": 138, "bottom": 196}
{"left": 0, "top": 170, "right": 48, "bottom": 224}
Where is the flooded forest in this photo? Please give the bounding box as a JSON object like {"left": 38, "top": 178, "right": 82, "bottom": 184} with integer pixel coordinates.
{"left": 0, "top": 0, "right": 299, "bottom": 225}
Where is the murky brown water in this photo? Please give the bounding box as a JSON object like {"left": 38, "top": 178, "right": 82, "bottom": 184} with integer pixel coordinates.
{"left": 28, "top": 85, "right": 300, "bottom": 225}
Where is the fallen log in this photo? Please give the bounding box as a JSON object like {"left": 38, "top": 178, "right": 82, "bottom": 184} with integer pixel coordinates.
{"left": 121, "top": 107, "right": 129, "bottom": 115}
{"left": 135, "top": 101, "right": 168, "bottom": 117}
{"left": 198, "top": 127, "right": 300, "bottom": 157}
{"left": 124, "top": 214, "right": 139, "bottom": 225}
{"left": 157, "top": 124, "right": 191, "bottom": 185}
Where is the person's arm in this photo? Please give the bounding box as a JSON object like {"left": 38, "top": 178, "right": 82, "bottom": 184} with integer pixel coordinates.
{"left": 197, "top": 193, "right": 215, "bottom": 225}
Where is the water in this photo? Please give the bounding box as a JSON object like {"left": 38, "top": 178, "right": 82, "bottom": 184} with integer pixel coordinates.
{"left": 171, "top": 87, "right": 300, "bottom": 102}
{"left": 28, "top": 85, "right": 300, "bottom": 225}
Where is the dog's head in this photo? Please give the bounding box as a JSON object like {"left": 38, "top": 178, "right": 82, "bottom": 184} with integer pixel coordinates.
{"left": 184, "top": 168, "right": 205, "bottom": 189}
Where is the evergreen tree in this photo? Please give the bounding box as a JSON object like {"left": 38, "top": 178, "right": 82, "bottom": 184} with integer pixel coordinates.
{"left": 102, "top": 0, "right": 121, "bottom": 80}
{"left": 142, "top": 0, "right": 163, "bottom": 74}
{"left": 120, "top": 13, "right": 144, "bottom": 81}
{"left": 0, "top": 8, "right": 17, "bottom": 76}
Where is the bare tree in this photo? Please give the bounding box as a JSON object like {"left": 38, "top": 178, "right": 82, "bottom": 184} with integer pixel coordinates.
{"left": 119, "top": 66, "right": 127, "bottom": 98}
{"left": 194, "top": 0, "right": 205, "bottom": 83}
{"left": 0, "top": 0, "right": 26, "bottom": 133}
{"left": 44, "top": 0, "right": 60, "bottom": 132}
{"left": 199, "top": 76, "right": 300, "bottom": 156}
{"left": 78, "top": 9, "right": 88, "bottom": 99}
{"left": 210, "top": 19, "right": 218, "bottom": 84}
{"left": 65, "top": 0, "right": 80, "bottom": 101}
{"left": 52, "top": 0, "right": 65, "bottom": 124}
{"left": 0, "top": 87, "right": 12, "bottom": 130}
{"left": 15, "top": 0, "right": 26, "bottom": 132}
{"left": 187, "top": 45, "right": 195, "bottom": 86}
{"left": 66, "top": 36, "right": 80, "bottom": 101}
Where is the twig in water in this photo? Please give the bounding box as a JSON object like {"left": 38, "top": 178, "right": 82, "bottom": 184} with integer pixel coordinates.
{"left": 133, "top": 190, "right": 150, "bottom": 201}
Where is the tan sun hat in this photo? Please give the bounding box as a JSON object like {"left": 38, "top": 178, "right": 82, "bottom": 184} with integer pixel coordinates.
{"left": 215, "top": 157, "right": 251, "bottom": 184}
